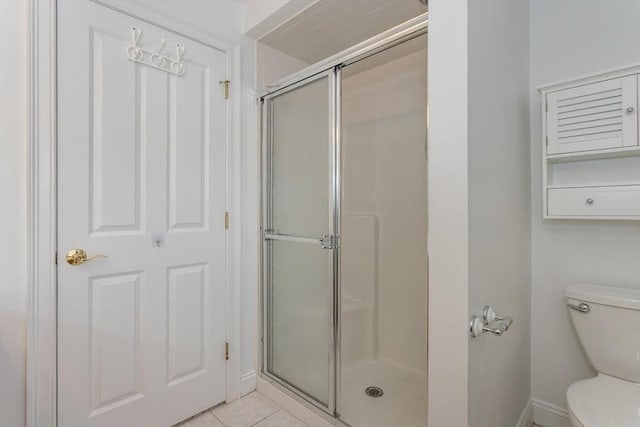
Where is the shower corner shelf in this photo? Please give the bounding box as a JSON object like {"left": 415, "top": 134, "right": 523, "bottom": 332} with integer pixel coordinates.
{"left": 539, "top": 65, "right": 640, "bottom": 220}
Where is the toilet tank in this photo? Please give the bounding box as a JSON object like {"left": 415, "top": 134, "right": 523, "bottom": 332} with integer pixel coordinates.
{"left": 566, "top": 284, "right": 640, "bottom": 383}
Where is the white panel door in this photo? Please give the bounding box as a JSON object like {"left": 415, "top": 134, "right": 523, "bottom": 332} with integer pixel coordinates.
{"left": 57, "top": 2, "right": 228, "bottom": 426}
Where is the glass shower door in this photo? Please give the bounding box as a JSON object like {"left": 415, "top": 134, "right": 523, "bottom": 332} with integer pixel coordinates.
{"left": 262, "top": 70, "right": 338, "bottom": 412}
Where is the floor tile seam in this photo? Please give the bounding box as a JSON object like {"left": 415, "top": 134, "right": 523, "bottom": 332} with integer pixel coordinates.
{"left": 249, "top": 407, "right": 281, "bottom": 426}
{"left": 250, "top": 392, "right": 282, "bottom": 425}
{"left": 207, "top": 393, "right": 281, "bottom": 427}
{"left": 209, "top": 409, "right": 228, "bottom": 426}
{"left": 285, "top": 409, "right": 311, "bottom": 427}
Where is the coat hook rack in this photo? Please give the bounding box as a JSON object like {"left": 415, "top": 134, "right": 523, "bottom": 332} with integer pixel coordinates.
{"left": 126, "top": 27, "right": 186, "bottom": 76}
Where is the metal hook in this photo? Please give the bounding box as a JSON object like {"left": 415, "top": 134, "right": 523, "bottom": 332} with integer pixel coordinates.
{"left": 171, "top": 45, "right": 186, "bottom": 75}
{"left": 150, "top": 38, "right": 167, "bottom": 67}
{"left": 175, "top": 44, "right": 185, "bottom": 63}
{"left": 126, "top": 28, "right": 186, "bottom": 76}
{"left": 131, "top": 27, "right": 141, "bottom": 47}
{"left": 128, "top": 27, "right": 143, "bottom": 61}
{"left": 157, "top": 38, "right": 166, "bottom": 55}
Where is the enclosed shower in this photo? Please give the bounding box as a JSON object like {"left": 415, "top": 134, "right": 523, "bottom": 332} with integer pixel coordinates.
{"left": 260, "top": 24, "right": 427, "bottom": 427}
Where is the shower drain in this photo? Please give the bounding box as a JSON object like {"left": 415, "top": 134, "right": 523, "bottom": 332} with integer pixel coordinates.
{"left": 364, "top": 386, "right": 384, "bottom": 398}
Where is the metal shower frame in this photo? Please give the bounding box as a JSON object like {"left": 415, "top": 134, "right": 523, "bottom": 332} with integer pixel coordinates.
{"left": 258, "top": 12, "right": 428, "bottom": 423}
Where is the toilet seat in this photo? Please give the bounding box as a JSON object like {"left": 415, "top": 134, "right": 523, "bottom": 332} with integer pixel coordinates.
{"left": 567, "top": 374, "right": 640, "bottom": 427}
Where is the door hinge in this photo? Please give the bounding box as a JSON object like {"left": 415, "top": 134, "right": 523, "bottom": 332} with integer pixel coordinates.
{"left": 546, "top": 135, "right": 549, "bottom": 146}
{"left": 225, "top": 212, "right": 230, "bottom": 229}
{"left": 219, "top": 80, "right": 230, "bottom": 99}
{"left": 545, "top": 100, "right": 548, "bottom": 112}
{"left": 55, "top": 251, "right": 58, "bottom": 265}
{"left": 225, "top": 342, "right": 230, "bottom": 361}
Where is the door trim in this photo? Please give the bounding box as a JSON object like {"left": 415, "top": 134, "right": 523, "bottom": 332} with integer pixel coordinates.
{"left": 26, "top": 1, "right": 242, "bottom": 426}
{"left": 27, "top": 1, "right": 57, "bottom": 425}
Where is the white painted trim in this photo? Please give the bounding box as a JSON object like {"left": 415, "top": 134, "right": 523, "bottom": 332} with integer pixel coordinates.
{"left": 532, "top": 399, "right": 570, "bottom": 427}
{"left": 27, "top": 1, "right": 243, "bottom": 425}
{"left": 537, "top": 62, "right": 640, "bottom": 94}
{"left": 516, "top": 399, "right": 533, "bottom": 427}
{"left": 26, "top": 1, "right": 57, "bottom": 426}
{"left": 240, "top": 370, "right": 257, "bottom": 397}
{"left": 224, "top": 42, "right": 244, "bottom": 403}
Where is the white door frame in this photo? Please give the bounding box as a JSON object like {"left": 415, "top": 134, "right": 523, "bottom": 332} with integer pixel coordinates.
{"left": 26, "top": 1, "right": 243, "bottom": 426}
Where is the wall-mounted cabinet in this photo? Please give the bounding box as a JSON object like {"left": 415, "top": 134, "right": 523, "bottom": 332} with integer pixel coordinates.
{"left": 540, "top": 66, "right": 640, "bottom": 220}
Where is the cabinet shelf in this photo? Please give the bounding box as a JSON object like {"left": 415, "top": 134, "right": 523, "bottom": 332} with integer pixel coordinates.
{"left": 546, "top": 182, "right": 640, "bottom": 189}
{"left": 546, "top": 146, "right": 640, "bottom": 163}
{"left": 540, "top": 66, "right": 640, "bottom": 220}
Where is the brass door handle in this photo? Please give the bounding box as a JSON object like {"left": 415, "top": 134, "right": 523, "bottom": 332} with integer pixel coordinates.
{"left": 65, "top": 249, "right": 107, "bottom": 265}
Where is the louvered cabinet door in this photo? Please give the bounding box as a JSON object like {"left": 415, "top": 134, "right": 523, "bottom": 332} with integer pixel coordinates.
{"left": 546, "top": 75, "right": 639, "bottom": 155}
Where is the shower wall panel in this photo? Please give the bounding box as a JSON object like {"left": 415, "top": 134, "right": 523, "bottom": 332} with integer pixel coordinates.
{"left": 342, "top": 48, "right": 428, "bottom": 375}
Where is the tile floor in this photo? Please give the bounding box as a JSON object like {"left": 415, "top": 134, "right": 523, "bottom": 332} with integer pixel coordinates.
{"left": 175, "top": 392, "right": 308, "bottom": 427}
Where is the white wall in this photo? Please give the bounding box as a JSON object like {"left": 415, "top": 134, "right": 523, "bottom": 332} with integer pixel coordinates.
{"left": 243, "top": 0, "right": 315, "bottom": 39}
{"left": 467, "top": 1, "right": 531, "bottom": 426}
{"left": 0, "top": 1, "right": 28, "bottom": 426}
{"left": 134, "top": 0, "right": 245, "bottom": 42}
{"left": 139, "top": 0, "right": 311, "bottom": 42}
{"left": 244, "top": 0, "right": 290, "bottom": 33}
{"left": 530, "top": 0, "right": 640, "bottom": 413}
{"left": 426, "top": 1, "right": 469, "bottom": 426}
{"left": 256, "top": 42, "right": 308, "bottom": 90}
{"left": 135, "top": 0, "right": 315, "bottom": 42}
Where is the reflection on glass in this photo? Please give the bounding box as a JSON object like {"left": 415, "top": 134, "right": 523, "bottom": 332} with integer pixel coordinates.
{"left": 271, "top": 77, "right": 330, "bottom": 237}
{"left": 268, "top": 240, "right": 331, "bottom": 405}
{"left": 265, "top": 75, "right": 333, "bottom": 406}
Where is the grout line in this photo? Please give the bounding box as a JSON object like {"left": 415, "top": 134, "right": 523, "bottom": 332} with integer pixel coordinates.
{"left": 257, "top": 391, "right": 279, "bottom": 406}
{"left": 285, "top": 410, "right": 310, "bottom": 427}
{"left": 208, "top": 392, "right": 282, "bottom": 427}
{"left": 249, "top": 408, "right": 281, "bottom": 426}
{"left": 209, "top": 410, "right": 227, "bottom": 426}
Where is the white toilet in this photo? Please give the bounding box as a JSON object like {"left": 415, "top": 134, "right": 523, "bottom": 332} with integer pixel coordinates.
{"left": 565, "top": 283, "right": 640, "bottom": 427}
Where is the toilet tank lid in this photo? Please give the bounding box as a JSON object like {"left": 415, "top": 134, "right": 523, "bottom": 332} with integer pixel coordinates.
{"left": 566, "top": 284, "right": 640, "bottom": 310}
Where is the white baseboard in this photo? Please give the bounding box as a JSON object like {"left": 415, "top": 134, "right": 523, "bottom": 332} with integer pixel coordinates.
{"left": 516, "top": 398, "right": 533, "bottom": 427}
{"left": 240, "top": 370, "right": 257, "bottom": 397}
{"left": 532, "top": 399, "right": 570, "bottom": 427}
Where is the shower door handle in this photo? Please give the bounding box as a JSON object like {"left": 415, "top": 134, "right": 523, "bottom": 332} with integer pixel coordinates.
{"left": 263, "top": 232, "right": 322, "bottom": 245}
{"left": 319, "top": 235, "right": 339, "bottom": 249}
{"left": 263, "top": 231, "right": 339, "bottom": 249}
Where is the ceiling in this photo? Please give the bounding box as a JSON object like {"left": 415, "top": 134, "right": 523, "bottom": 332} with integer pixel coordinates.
{"left": 258, "top": 0, "right": 427, "bottom": 64}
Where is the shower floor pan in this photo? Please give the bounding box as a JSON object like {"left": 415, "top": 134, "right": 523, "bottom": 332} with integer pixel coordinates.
{"left": 339, "top": 359, "right": 427, "bottom": 427}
